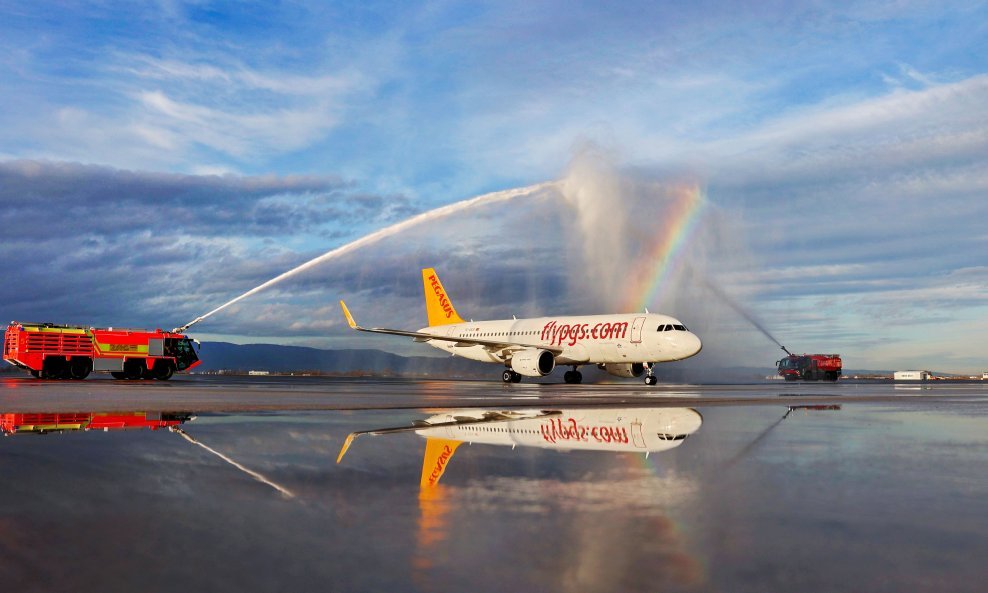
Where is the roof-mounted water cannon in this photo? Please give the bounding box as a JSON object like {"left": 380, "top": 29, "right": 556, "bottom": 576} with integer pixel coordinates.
{"left": 172, "top": 316, "right": 205, "bottom": 334}
{"left": 780, "top": 344, "right": 793, "bottom": 356}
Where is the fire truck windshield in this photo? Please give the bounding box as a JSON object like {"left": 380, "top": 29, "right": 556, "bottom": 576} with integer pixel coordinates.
{"left": 168, "top": 338, "right": 200, "bottom": 370}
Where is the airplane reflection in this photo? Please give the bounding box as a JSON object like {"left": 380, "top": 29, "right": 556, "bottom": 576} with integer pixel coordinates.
{"left": 339, "top": 406, "right": 705, "bottom": 589}
{"left": 338, "top": 407, "right": 703, "bottom": 486}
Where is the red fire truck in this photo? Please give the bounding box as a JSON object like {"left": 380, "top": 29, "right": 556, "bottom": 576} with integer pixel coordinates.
{"left": 2, "top": 322, "right": 200, "bottom": 380}
{"left": 776, "top": 348, "right": 842, "bottom": 382}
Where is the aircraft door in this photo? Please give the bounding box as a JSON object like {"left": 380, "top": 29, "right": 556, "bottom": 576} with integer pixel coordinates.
{"left": 631, "top": 317, "right": 646, "bottom": 343}
{"left": 631, "top": 421, "right": 646, "bottom": 448}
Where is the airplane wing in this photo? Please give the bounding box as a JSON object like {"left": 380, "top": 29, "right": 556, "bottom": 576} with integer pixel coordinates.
{"left": 339, "top": 300, "right": 563, "bottom": 355}
{"left": 336, "top": 409, "right": 562, "bottom": 463}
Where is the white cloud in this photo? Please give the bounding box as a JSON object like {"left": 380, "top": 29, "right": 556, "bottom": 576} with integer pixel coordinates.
{"left": 124, "top": 55, "right": 360, "bottom": 96}
{"left": 135, "top": 89, "right": 338, "bottom": 157}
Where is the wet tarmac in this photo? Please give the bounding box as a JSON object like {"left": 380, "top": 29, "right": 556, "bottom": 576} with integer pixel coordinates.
{"left": 2, "top": 376, "right": 988, "bottom": 592}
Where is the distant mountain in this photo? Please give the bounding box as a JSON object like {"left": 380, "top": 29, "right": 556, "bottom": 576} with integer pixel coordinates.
{"left": 194, "top": 342, "right": 775, "bottom": 383}
{"left": 195, "top": 341, "right": 491, "bottom": 378}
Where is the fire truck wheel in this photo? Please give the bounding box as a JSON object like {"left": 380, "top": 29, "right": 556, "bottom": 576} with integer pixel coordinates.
{"left": 123, "top": 360, "right": 146, "bottom": 380}
{"left": 68, "top": 358, "right": 92, "bottom": 380}
{"left": 152, "top": 362, "right": 175, "bottom": 381}
{"left": 41, "top": 359, "right": 67, "bottom": 380}
{"left": 30, "top": 370, "right": 41, "bottom": 378}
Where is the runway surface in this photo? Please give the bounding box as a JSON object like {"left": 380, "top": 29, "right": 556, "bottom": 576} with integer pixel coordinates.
{"left": 3, "top": 375, "right": 988, "bottom": 592}
{"left": 3, "top": 374, "right": 987, "bottom": 412}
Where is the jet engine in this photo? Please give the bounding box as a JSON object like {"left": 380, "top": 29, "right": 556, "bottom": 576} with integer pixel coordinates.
{"left": 600, "top": 362, "right": 645, "bottom": 378}
{"left": 510, "top": 349, "right": 555, "bottom": 377}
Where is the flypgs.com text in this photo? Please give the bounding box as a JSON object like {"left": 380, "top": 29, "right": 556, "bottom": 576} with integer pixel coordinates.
{"left": 539, "top": 417, "right": 631, "bottom": 444}
{"left": 541, "top": 320, "right": 629, "bottom": 346}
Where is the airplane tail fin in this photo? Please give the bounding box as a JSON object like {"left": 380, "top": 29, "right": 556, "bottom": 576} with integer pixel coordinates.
{"left": 420, "top": 437, "right": 462, "bottom": 488}
{"left": 421, "top": 268, "right": 465, "bottom": 327}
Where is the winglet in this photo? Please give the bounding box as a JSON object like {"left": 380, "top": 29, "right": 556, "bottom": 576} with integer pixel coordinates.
{"left": 339, "top": 300, "right": 358, "bottom": 329}
{"left": 337, "top": 432, "right": 358, "bottom": 463}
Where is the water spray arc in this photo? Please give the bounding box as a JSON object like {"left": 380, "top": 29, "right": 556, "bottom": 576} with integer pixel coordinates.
{"left": 171, "top": 427, "right": 296, "bottom": 498}
{"left": 173, "top": 182, "right": 556, "bottom": 333}
{"left": 700, "top": 279, "right": 789, "bottom": 355}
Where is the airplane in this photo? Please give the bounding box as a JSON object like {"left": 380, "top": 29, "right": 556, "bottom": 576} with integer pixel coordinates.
{"left": 339, "top": 268, "right": 702, "bottom": 385}
{"left": 336, "top": 407, "right": 704, "bottom": 486}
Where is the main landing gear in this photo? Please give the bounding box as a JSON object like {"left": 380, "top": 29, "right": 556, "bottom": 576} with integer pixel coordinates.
{"left": 563, "top": 368, "right": 583, "bottom": 384}
{"left": 502, "top": 369, "right": 522, "bottom": 383}
{"left": 644, "top": 362, "right": 657, "bottom": 386}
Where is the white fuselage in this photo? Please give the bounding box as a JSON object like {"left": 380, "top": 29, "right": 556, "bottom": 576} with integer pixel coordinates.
{"left": 417, "top": 313, "right": 702, "bottom": 365}
{"left": 416, "top": 407, "right": 703, "bottom": 453}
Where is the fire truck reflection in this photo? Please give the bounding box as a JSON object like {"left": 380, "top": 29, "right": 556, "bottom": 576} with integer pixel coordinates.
{"left": 1, "top": 410, "right": 294, "bottom": 498}
{"left": 1, "top": 411, "right": 193, "bottom": 436}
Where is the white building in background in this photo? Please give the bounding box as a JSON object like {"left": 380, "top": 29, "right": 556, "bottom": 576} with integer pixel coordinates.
{"left": 983, "top": 372, "right": 988, "bottom": 380}
{"left": 894, "top": 370, "right": 931, "bottom": 381}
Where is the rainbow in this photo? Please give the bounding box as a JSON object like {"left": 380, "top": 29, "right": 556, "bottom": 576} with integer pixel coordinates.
{"left": 623, "top": 183, "right": 707, "bottom": 313}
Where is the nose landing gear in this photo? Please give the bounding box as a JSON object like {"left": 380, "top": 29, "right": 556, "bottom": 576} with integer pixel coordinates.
{"left": 644, "top": 362, "right": 657, "bottom": 386}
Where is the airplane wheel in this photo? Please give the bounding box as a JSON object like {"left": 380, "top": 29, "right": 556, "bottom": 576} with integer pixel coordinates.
{"left": 511, "top": 372, "right": 522, "bottom": 383}
{"left": 644, "top": 375, "right": 657, "bottom": 386}
{"left": 564, "top": 370, "right": 582, "bottom": 384}
{"left": 502, "top": 370, "right": 514, "bottom": 383}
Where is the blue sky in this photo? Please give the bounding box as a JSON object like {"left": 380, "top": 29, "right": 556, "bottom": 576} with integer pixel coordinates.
{"left": 1, "top": 1, "right": 987, "bottom": 373}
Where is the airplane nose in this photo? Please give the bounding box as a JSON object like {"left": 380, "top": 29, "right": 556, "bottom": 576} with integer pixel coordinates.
{"left": 684, "top": 332, "right": 702, "bottom": 358}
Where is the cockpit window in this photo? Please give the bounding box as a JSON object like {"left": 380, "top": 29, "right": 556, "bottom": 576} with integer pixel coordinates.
{"left": 657, "top": 433, "right": 689, "bottom": 441}
{"left": 673, "top": 324, "right": 687, "bottom": 331}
